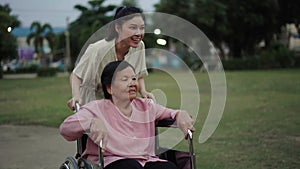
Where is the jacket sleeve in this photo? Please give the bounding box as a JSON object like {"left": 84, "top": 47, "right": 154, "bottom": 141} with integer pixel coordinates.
{"left": 73, "top": 41, "right": 102, "bottom": 103}
{"left": 137, "top": 41, "right": 148, "bottom": 78}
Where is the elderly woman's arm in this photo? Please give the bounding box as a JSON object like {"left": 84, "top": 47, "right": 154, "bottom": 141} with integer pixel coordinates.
{"left": 153, "top": 102, "right": 195, "bottom": 137}
{"left": 60, "top": 104, "right": 108, "bottom": 149}
{"left": 175, "top": 110, "right": 195, "bottom": 138}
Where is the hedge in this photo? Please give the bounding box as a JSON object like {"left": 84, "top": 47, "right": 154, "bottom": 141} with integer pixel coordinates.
{"left": 37, "top": 67, "right": 57, "bottom": 77}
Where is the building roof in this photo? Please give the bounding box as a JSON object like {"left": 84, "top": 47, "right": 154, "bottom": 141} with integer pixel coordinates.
{"left": 11, "top": 27, "right": 65, "bottom": 37}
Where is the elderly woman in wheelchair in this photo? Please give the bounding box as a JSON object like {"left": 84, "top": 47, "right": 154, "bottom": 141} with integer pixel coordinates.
{"left": 60, "top": 61, "right": 195, "bottom": 169}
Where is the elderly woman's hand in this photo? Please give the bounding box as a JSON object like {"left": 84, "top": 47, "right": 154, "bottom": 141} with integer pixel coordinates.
{"left": 175, "top": 110, "right": 195, "bottom": 138}
{"left": 89, "top": 118, "right": 108, "bottom": 151}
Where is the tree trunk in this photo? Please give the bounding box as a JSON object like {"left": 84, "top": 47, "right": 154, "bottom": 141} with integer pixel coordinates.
{"left": 230, "top": 44, "right": 242, "bottom": 58}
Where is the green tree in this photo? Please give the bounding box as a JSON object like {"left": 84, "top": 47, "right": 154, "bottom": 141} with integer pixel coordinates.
{"left": 220, "top": 0, "right": 280, "bottom": 58}
{"left": 0, "top": 4, "right": 20, "bottom": 63}
{"left": 155, "top": 0, "right": 227, "bottom": 58}
{"left": 155, "top": 0, "right": 281, "bottom": 58}
{"left": 65, "top": 0, "right": 116, "bottom": 68}
{"left": 26, "top": 21, "right": 55, "bottom": 66}
{"left": 190, "top": 0, "right": 228, "bottom": 58}
{"left": 277, "top": 0, "right": 300, "bottom": 47}
{"left": 121, "top": 0, "right": 139, "bottom": 7}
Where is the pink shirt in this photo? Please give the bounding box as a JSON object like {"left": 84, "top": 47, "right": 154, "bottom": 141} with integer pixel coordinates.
{"left": 60, "top": 98, "right": 178, "bottom": 167}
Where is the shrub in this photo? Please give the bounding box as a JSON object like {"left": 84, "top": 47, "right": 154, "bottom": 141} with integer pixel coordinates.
{"left": 294, "top": 56, "right": 300, "bottom": 67}
{"left": 222, "top": 58, "right": 260, "bottom": 70}
{"left": 222, "top": 44, "right": 296, "bottom": 70}
{"left": 0, "top": 65, "right": 3, "bottom": 79}
{"left": 15, "top": 64, "right": 39, "bottom": 73}
{"left": 259, "top": 43, "right": 295, "bottom": 69}
{"left": 37, "top": 67, "right": 57, "bottom": 77}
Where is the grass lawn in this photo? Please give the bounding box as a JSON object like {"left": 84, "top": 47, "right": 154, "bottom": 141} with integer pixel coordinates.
{"left": 0, "top": 69, "right": 299, "bottom": 168}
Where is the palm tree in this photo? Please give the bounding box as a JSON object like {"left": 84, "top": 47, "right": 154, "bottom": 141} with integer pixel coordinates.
{"left": 26, "top": 21, "right": 55, "bottom": 66}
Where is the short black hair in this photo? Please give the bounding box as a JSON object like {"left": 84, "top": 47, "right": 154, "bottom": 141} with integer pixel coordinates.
{"left": 105, "top": 6, "right": 145, "bottom": 41}
{"left": 101, "top": 61, "right": 135, "bottom": 99}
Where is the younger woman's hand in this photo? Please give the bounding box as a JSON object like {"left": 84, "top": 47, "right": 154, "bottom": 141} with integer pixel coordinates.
{"left": 67, "top": 97, "right": 82, "bottom": 111}
{"left": 140, "top": 91, "right": 156, "bottom": 102}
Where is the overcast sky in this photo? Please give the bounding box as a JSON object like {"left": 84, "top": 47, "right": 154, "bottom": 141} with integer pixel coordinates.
{"left": 0, "top": 0, "right": 159, "bottom": 27}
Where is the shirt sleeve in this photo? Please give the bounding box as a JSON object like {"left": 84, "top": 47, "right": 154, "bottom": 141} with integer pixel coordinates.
{"left": 59, "top": 102, "right": 98, "bottom": 141}
{"left": 146, "top": 99, "right": 179, "bottom": 121}
{"left": 73, "top": 43, "right": 97, "bottom": 79}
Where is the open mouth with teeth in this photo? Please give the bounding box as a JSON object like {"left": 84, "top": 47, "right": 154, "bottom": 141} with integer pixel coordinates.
{"left": 131, "top": 35, "right": 141, "bottom": 43}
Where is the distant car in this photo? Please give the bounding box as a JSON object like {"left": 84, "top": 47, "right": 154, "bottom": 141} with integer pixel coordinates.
{"left": 50, "top": 59, "right": 65, "bottom": 71}
{"left": 2, "top": 59, "right": 20, "bottom": 72}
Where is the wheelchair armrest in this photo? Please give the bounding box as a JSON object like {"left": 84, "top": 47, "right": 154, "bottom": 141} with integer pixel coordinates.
{"left": 156, "top": 118, "right": 177, "bottom": 128}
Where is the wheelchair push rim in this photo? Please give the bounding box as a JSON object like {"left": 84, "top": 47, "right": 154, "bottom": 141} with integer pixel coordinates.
{"left": 60, "top": 156, "right": 79, "bottom": 169}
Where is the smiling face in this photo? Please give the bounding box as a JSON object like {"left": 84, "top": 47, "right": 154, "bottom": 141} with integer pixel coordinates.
{"left": 108, "top": 66, "right": 138, "bottom": 102}
{"left": 115, "top": 16, "right": 145, "bottom": 48}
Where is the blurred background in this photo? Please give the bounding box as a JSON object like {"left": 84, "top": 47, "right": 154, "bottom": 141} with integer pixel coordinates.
{"left": 1, "top": 0, "right": 300, "bottom": 77}
{"left": 1, "top": 1, "right": 299, "bottom": 168}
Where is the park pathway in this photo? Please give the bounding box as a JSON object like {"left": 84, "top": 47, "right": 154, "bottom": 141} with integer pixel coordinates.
{"left": 0, "top": 125, "right": 75, "bottom": 169}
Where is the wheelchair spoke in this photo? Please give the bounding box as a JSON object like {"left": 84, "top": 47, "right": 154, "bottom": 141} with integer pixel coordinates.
{"left": 59, "top": 156, "right": 79, "bottom": 169}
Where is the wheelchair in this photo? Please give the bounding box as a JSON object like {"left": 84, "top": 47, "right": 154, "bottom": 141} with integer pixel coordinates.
{"left": 59, "top": 103, "right": 196, "bottom": 169}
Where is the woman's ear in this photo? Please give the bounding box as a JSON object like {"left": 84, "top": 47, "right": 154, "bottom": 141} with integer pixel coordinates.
{"left": 106, "top": 85, "right": 112, "bottom": 95}
{"left": 115, "top": 24, "right": 121, "bottom": 34}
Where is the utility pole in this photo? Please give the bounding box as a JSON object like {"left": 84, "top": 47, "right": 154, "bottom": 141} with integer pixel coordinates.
{"left": 65, "top": 17, "right": 71, "bottom": 72}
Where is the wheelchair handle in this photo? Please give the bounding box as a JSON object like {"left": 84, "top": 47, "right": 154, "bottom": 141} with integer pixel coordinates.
{"left": 187, "top": 129, "right": 196, "bottom": 169}
{"left": 187, "top": 129, "right": 193, "bottom": 139}
{"left": 73, "top": 102, "right": 84, "bottom": 158}
{"left": 74, "top": 102, "right": 80, "bottom": 112}
{"left": 98, "top": 140, "right": 104, "bottom": 169}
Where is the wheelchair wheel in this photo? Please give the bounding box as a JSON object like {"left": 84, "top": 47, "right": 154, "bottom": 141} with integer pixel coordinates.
{"left": 59, "top": 156, "right": 79, "bottom": 169}
{"left": 78, "top": 157, "right": 99, "bottom": 169}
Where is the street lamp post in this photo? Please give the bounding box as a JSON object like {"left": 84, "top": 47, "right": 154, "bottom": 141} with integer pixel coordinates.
{"left": 65, "top": 17, "right": 71, "bottom": 72}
